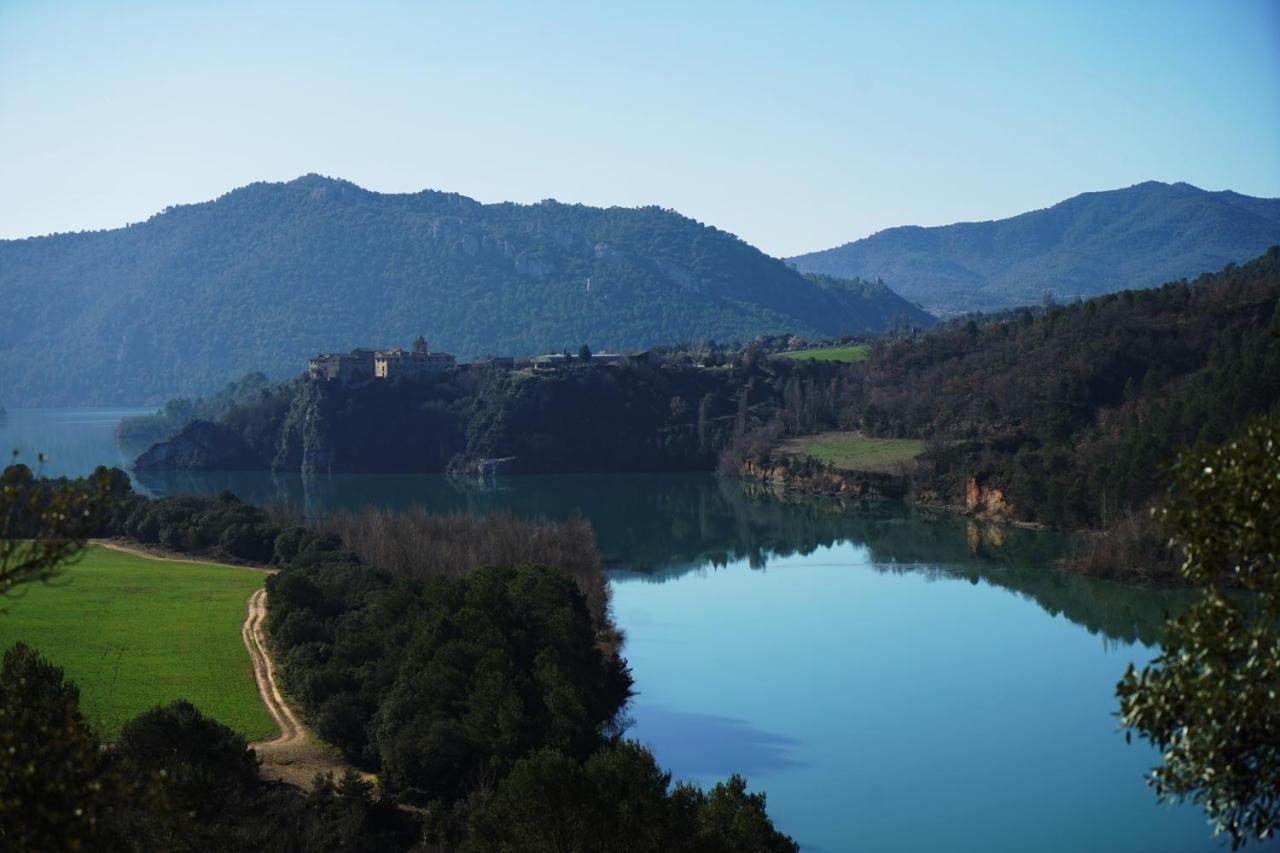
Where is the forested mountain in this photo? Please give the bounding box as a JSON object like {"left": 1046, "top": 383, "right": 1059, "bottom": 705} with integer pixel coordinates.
{"left": 0, "top": 175, "right": 931, "bottom": 405}
{"left": 789, "top": 182, "right": 1280, "bottom": 316}
{"left": 815, "top": 247, "right": 1280, "bottom": 556}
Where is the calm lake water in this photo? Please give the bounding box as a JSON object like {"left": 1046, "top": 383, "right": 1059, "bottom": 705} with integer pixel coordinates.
{"left": 0, "top": 408, "right": 1242, "bottom": 851}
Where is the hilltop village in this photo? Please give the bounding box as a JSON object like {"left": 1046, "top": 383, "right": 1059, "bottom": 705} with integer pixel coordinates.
{"left": 307, "top": 335, "right": 645, "bottom": 383}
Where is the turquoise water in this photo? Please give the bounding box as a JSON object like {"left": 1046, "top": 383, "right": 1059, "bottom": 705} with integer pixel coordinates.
{"left": 0, "top": 407, "right": 150, "bottom": 477}
{"left": 0, "top": 409, "right": 1239, "bottom": 851}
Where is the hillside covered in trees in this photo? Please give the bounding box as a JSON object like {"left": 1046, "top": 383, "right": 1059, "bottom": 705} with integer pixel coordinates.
{"left": 789, "top": 182, "right": 1280, "bottom": 316}
{"left": 0, "top": 175, "right": 931, "bottom": 406}
{"left": 844, "top": 247, "right": 1280, "bottom": 534}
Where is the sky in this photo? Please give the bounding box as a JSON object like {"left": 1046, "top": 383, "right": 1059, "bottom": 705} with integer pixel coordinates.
{"left": 1, "top": 0, "right": 1278, "bottom": 257}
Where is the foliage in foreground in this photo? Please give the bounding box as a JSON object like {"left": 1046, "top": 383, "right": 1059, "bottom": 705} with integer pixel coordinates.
{"left": 464, "top": 742, "right": 798, "bottom": 853}
{"left": 0, "top": 642, "right": 419, "bottom": 852}
{"left": 1118, "top": 414, "right": 1280, "bottom": 847}
{"left": 0, "top": 459, "right": 125, "bottom": 599}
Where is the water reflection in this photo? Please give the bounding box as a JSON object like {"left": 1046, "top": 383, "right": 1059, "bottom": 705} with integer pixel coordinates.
{"left": 0, "top": 408, "right": 1186, "bottom": 648}
{"left": 134, "top": 469, "right": 1187, "bottom": 645}
{"left": 627, "top": 705, "right": 805, "bottom": 777}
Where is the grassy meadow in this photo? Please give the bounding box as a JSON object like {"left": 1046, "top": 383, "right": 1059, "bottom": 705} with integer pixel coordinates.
{"left": 779, "top": 431, "right": 925, "bottom": 472}
{"left": 779, "top": 344, "right": 870, "bottom": 363}
{"left": 0, "top": 546, "right": 272, "bottom": 740}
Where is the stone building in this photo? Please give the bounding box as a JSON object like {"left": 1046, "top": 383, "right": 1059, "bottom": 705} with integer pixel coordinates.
{"left": 307, "top": 348, "right": 378, "bottom": 383}
{"left": 374, "top": 336, "right": 456, "bottom": 380}
{"left": 308, "top": 337, "right": 454, "bottom": 383}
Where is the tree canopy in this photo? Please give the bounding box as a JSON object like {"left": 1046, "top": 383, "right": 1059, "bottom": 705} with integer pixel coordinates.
{"left": 1118, "top": 414, "right": 1280, "bottom": 847}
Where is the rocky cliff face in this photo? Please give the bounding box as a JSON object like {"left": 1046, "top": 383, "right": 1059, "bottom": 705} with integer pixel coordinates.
{"left": 131, "top": 420, "right": 263, "bottom": 472}
{"left": 273, "top": 381, "right": 334, "bottom": 474}
{"left": 963, "top": 477, "right": 1013, "bottom": 522}
{"left": 736, "top": 459, "right": 906, "bottom": 500}
{"left": 736, "top": 456, "right": 1024, "bottom": 528}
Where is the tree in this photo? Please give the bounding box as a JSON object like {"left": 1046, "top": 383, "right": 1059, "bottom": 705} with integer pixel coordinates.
{"left": 680, "top": 773, "right": 799, "bottom": 853}
{"left": 1117, "top": 414, "right": 1280, "bottom": 847}
{"left": 116, "top": 700, "right": 260, "bottom": 818}
{"left": 0, "top": 643, "right": 151, "bottom": 850}
{"left": 579, "top": 344, "right": 592, "bottom": 362}
{"left": 305, "top": 770, "right": 418, "bottom": 853}
{"left": 1, "top": 460, "right": 124, "bottom": 600}
{"left": 464, "top": 741, "right": 797, "bottom": 853}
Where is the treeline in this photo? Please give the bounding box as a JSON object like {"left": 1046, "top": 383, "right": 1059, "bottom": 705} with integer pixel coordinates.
{"left": 115, "top": 371, "right": 274, "bottom": 447}
{"left": 314, "top": 508, "right": 612, "bottom": 641}
{"left": 106, "top": 486, "right": 611, "bottom": 628}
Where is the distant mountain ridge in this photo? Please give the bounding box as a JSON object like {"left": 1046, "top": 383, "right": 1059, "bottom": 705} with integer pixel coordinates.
{"left": 0, "top": 175, "right": 932, "bottom": 405}
{"left": 788, "top": 182, "right": 1280, "bottom": 316}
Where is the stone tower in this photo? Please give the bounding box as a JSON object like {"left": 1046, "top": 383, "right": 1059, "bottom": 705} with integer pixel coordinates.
{"left": 413, "top": 335, "right": 428, "bottom": 354}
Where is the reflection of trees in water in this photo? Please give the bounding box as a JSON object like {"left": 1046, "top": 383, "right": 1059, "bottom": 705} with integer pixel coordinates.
{"left": 132, "top": 469, "right": 1186, "bottom": 645}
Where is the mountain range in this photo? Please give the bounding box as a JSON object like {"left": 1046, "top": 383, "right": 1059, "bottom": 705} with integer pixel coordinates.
{"left": 788, "top": 182, "right": 1280, "bottom": 316}
{"left": 0, "top": 175, "right": 931, "bottom": 405}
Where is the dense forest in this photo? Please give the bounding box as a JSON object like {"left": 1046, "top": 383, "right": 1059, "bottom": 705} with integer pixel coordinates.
{"left": 0, "top": 174, "right": 931, "bottom": 405}
{"left": 115, "top": 372, "right": 274, "bottom": 448}
{"left": 789, "top": 181, "right": 1280, "bottom": 316}
{"left": 846, "top": 247, "right": 1280, "bottom": 534}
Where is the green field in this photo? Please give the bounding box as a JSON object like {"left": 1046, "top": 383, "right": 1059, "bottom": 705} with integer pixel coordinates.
{"left": 0, "top": 546, "right": 272, "bottom": 740}
{"left": 779, "top": 431, "right": 925, "bottom": 472}
{"left": 779, "top": 344, "right": 871, "bottom": 363}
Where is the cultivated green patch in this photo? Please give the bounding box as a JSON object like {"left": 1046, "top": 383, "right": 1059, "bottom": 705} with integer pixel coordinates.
{"left": 779, "top": 344, "right": 870, "bottom": 363}
{"left": 779, "top": 431, "right": 924, "bottom": 472}
{"left": 0, "top": 546, "right": 271, "bottom": 740}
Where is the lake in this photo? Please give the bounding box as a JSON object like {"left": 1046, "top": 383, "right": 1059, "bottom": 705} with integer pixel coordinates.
{"left": 0, "top": 408, "right": 1234, "bottom": 851}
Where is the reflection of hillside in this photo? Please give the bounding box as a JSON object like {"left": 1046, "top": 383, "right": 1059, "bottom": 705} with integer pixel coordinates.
{"left": 131, "top": 469, "right": 1185, "bottom": 645}
{"left": 610, "top": 483, "right": 1186, "bottom": 646}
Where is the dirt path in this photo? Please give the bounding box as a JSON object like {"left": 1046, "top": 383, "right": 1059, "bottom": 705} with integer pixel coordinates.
{"left": 242, "top": 587, "right": 351, "bottom": 788}
{"left": 92, "top": 539, "right": 350, "bottom": 788}
{"left": 92, "top": 538, "right": 273, "bottom": 573}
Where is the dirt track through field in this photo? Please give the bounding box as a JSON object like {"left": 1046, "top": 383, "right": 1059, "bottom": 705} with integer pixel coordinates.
{"left": 94, "top": 538, "right": 271, "bottom": 572}
{"left": 93, "top": 540, "right": 350, "bottom": 788}
{"left": 241, "top": 587, "right": 351, "bottom": 787}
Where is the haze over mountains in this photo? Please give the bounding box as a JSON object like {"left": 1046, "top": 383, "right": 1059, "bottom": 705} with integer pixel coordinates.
{"left": 5, "top": 177, "right": 1278, "bottom": 406}
{"left": 789, "top": 182, "right": 1280, "bottom": 316}
{"left": 0, "top": 175, "right": 931, "bottom": 405}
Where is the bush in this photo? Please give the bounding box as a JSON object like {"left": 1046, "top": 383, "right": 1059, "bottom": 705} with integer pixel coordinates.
{"left": 464, "top": 742, "right": 797, "bottom": 853}
{"left": 116, "top": 700, "right": 260, "bottom": 818}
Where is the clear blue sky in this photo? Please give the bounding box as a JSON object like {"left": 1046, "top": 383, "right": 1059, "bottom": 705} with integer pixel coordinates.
{"left": 2, "top": 0, "right": 1278, "bottom": 256}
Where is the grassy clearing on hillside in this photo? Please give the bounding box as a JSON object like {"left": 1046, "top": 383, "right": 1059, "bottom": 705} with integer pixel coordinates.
{"left": 0, "top": 546, "right": 272, "bottom": 740}
{"left": 779, "top": 431, "right": 925, "bottom": 472}
{"left": 779, "top": 344, "right": 870, "bottom": 363}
